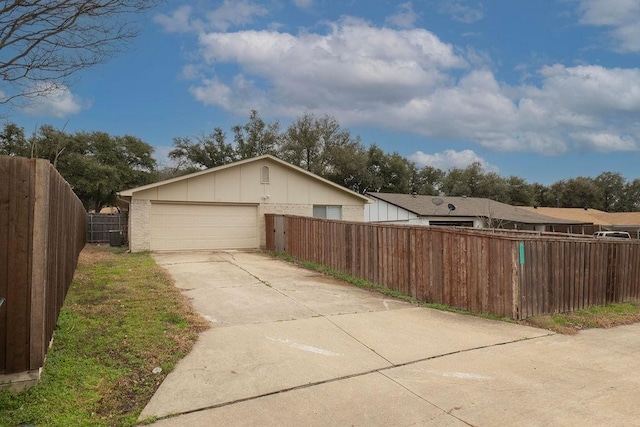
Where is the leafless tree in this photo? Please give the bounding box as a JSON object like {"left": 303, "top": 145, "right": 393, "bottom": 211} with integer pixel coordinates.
{"left": 0, "top": 0, "right": 159, "bottom": 105}
{"left": 480, "top": 200, "right": 506, "bottom": 229}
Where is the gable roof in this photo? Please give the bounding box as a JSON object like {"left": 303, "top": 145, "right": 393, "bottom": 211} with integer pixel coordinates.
{"left": 119, "top": 154, "right": 370, "bottom": 203}
{"left": 366, "top": 193, "right": 589, "bottom": 225}
{"left": 521, "top": 207, "right": 640, "bottom": 226}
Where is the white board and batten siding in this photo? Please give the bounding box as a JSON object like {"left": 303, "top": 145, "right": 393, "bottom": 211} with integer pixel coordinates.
{"left": 364, "top": 198, "right": 418, "bottom": 222}
{"left": 150, "top": 203, "right": 258, "bottom": 251}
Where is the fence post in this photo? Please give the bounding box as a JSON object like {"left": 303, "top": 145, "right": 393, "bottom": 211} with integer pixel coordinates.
{"left": 29, "top": 160, "right": 50, "bottom": 370}
{"left": 511, "top": 242, "right": 521, "bottom": 320}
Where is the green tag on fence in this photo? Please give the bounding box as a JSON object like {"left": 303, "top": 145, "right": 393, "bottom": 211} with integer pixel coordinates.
{"left": 519, "top": 242, "right": 525, "bottom": 265}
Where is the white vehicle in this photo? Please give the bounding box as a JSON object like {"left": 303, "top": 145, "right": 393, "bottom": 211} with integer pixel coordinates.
{"left": 593, "top": 231, "right": 631, "bottom": 239}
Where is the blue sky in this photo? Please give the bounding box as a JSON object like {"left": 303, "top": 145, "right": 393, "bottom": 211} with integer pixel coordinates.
{"left": 5, "top": 0, "right": 640, "bottom": 185}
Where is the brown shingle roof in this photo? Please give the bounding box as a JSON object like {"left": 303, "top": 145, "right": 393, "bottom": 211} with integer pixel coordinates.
{"left": 521, "top": 207, "right": 640, "bottom": 226}
{"left": 605, "top": 212, "right": 640, "bottom": 226}
{"left": 367, "top": 193, "right": 589, "bottom": 225}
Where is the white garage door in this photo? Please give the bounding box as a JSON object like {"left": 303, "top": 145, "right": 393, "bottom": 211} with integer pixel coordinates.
{"left": 150, "top": 203, "right": 258, "bottom": 251}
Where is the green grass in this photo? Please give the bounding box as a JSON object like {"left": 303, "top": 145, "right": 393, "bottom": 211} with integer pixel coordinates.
{"left": 268, "top": 251, "right": 512, "bottom": 323}
{"left": 0, "top": 245, "right": 208, "bottom": 427}
{"left": 270, "top": 251, "right": 418, "bottom": 303}
{"left": 525, "top": 301, "right": 640, "bottom": 334}
{"left": 270, "top": 252, "right": 640, "bottom": 331}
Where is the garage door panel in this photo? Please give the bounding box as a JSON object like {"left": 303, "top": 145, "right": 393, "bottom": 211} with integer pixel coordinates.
{"left": 150, "top": 203, "right": 258, "bottom": 251}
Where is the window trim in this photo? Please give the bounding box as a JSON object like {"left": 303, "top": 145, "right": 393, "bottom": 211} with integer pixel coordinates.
{"left": 261, "top": 166, "right": 270, "bottom": 184}
{"left": 313, "top": 205, "right": 342, "bottom": 220}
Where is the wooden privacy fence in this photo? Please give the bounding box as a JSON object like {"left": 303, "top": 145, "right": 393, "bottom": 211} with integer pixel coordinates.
{"left": 265, "top": 215, "right": 640, "bottom": 320}
{"left": 0, "top": 156, "right": 86, "bottom": 386}
{"left": 87, "top": 213, "right": 128, "bottom": 244}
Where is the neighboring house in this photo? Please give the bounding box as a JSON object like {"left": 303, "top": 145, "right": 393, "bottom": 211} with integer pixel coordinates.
{"left": 519, "top": 207, "right": 609, "bottom": 225}
{"left": 521, "top": 207, "right": 640, "bottom": 238}
{"left": 365, "top": 193, "right": 588, "bottom": 231}
{"left": 119, "top": 155, "right": 369, "bottom": 252}
{"left": 606, "top": 213, "right": 640, "bottom": 238}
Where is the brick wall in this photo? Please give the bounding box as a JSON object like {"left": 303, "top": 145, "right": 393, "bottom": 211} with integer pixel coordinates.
{"left": 259, "top": 204, "right": 364, "bottom": 247}
{"left": 342, "top": 205, "right": 365, "bottom": 222}
{"left": 129, "top": 199, "right": 151, "bottom": 252}
{"left": 259, "top": 204, "right": 312, "bottom": 247}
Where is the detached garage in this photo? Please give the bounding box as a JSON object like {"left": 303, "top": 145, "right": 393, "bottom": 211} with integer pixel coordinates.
{"left": 119, "top": 155, "right": 369, "bottom": 252}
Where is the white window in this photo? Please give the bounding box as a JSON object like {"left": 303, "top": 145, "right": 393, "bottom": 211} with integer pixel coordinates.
{"left": 313, "top": 205, "right": 342, "bottom": 220}
{"left": 261, "top": 166, "right": 270, "bottom": 184}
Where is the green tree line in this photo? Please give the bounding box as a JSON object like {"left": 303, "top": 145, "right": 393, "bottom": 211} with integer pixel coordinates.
{"left": 164, "top": 110, "right": 640, "bottom": 212}
{"left": 3, "top": 110, "right": 640, "bottom": 212}
{"left": 0, "top": 123, "right": 156, "bottom": 212}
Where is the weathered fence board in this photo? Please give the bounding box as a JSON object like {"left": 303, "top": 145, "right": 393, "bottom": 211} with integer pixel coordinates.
{"left": 265, "top": 214, "right": 640, "bottom": 320}
{"left": 86, "top": 213, "right": 128, "bottom": 243}
{"left": 0, "top": 158, "right": 8, "bottom": 371}
{"left": 0, "top": 156, "right": 86, "bottom": 386}
{"left": 5, "top": 158, "right": 31, "bottom": 374}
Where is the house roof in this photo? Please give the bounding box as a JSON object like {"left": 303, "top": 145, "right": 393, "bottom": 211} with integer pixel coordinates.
{"left": 521, "top": 207, "right": 640, "bottom": 226}
{"left": 366, "top": 193, "right": 589, "bottom": 225}
{"left": 605, "top": 212, "right": 640, "bottom": 226}
{"left": 119, "top": 154, "right": 371, "bottom": 203}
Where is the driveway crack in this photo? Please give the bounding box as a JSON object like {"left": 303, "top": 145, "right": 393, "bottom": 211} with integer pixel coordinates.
{"left": 226, "top": 257, "right": 397, "bottom": 365}
{"left": 147, "top": 330, "right": 553, "bottom": 423}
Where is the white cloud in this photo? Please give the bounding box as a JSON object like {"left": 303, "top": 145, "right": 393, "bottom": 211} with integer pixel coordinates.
{"left": 206, "top": 0, "right": 268, "bottom": 31}
{"left": 570, "top": 132, "right": 637, "bottom": 152}
{"left": 408, "top": 149, "right": 498, "bottom": 171}
{"left": 155, "top": 1, "right": 268, "bottom": 33}
{"left": 190, "top": 75, "right": 268, "bottom": 112}
{"left": 577, "top": 0, "right": 640, "bottom": 52}
{"left": 439, "top": 0, "right": 484, "bottom": 24}
{"left": 181, "top": 17, "right": 640, "bottom": 155}
{"left": 21, "top": 83, "right": 87, "bottom": 118}
{"left": 154, "top": 6, "right": 197, "bottom": 33}
{"left": 180, "top": 64, "right": 204, "bottom": 80}
{"left": 193, "top": 18, "right": 466, "bottom": 112}
{"left": 386, "top": 2, "right": 419, "bottom": 29}
{"left": 190, "top": 77, "right": 233, "bottom": 109}
{"left": 535, "top": 64, "right": 640, "bottom": 114}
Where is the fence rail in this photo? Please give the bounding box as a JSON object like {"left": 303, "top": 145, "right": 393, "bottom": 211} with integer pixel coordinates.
{"left": 266, "top": 215, "right": 640, "bottom": 320}
{"left": 87, "top": 213, "right": 128, "bottom": 243}
{"left": 1, "top": 156, "right": 86, "bottom": 384}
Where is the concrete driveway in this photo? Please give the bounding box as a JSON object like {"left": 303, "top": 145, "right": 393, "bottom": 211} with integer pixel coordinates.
{"left": 141, "top": 251, "right": 640, "bottom": 426}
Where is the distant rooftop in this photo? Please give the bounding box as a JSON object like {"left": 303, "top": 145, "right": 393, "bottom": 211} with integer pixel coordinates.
{"left": 521, "top": 207, "right": 640, "bottom": 226}
{"left": 366, "top": 193, "right": 589, "bottom": 225}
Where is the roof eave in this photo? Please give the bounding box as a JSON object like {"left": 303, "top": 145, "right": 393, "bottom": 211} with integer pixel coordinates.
{"left": 119, "top": 155, "right": 370, "bottom": 203}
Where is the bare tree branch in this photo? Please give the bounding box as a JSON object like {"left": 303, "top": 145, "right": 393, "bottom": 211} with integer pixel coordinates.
{"left": 0, "top": 0, "right": 160, "bottom": 105}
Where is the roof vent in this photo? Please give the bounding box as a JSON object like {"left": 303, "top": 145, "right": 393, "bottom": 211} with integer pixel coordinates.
{"left": 447, "top": 203, "right": 456, "bottom": 212}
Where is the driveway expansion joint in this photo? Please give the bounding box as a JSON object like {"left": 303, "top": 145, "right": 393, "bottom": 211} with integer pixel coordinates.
{"left": 144, "top": 252, "right": 573, "bottom": 425}
{"left": 147, "top": 332, "right": 554, "bottom": 423}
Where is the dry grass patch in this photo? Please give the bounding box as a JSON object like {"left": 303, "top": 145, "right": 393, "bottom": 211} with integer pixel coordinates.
{"left": 524, "top": 301, "right": 640, "bottom": 334}
{"left": 0, "top": 244, "right": 209, "bottom": 427}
